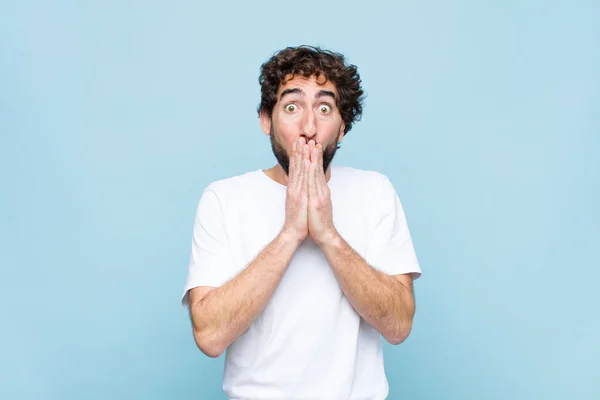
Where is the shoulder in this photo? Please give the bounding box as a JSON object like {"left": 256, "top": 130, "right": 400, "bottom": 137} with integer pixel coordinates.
{"left": 203, "top": 169, "right": 263, "bottom": 196}
{"left": 331, "top": 165, "right": 401, "bottom": 213}
{"left": 332, "top": 165, "right": 391, "bottom": 191}
{"left": 194, "top": 169, "right": 263, "bottom": 213}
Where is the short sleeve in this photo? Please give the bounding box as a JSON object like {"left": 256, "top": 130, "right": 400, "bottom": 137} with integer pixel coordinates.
{"left": 365, "top": 175, "right": 422, "bottom": 280}
{"left": 181, "top": 188, "right": 235, "bottom": 308}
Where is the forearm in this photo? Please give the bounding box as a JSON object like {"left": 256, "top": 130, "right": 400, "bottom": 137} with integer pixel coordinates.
{"left": 191, "top": 231, "right": 300, "bottom": 356}
{"left": 319, "top": 233, "right": 415, "bottom": 344}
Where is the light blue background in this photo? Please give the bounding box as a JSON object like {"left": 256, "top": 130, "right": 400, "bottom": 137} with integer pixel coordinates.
{"left": 1, "top": 1, "right": 599, "bottom": 399}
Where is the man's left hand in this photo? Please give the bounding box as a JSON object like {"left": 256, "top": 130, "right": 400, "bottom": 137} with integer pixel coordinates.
{"left": 307, "top": 141, "right": 339, "bottom": 247}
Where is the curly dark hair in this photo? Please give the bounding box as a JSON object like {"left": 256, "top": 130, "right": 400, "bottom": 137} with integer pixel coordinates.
{"left": 257, "top": 45, "right": 365, "bottom": 135}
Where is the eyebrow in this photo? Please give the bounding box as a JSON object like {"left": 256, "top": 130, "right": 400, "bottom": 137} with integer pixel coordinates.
{"left": 316, "top": 90, "right": 336, "bottom": 101}
{"left": 279, "top": 88, "right": 337, "bottom": 101}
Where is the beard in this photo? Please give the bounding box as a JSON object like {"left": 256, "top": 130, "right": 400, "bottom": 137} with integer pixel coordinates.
{"left": 269, "top": 127, "right": 339, "bottom": 176}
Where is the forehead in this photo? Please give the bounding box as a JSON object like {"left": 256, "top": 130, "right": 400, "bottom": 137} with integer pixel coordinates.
{"left": 277, "top": 74, "right": 338, "bottom": 98}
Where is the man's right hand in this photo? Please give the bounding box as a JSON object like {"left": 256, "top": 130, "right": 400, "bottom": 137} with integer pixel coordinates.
{"left": 189, "top": 139, "right": 312, "bottom": 356}
{"left": 281, "top": 138, "right": 310, "bottom": 244}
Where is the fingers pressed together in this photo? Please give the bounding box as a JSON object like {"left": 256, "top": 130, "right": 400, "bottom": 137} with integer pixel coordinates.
{"left": 290, "top": 138, "right": 326, "bottom": 196}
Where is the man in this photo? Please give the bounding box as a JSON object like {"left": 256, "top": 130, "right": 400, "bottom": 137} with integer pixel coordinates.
{"left": 181, "top": 46, "right": 422, "bottom": 400}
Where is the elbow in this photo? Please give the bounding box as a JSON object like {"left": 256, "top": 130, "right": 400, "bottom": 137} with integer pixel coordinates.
{"left": 199, "top": 343, "right": 225, "bottom": 359}
{"left": 384, "top": 322, "right": 413, "bottom": 345}
{"left": 193, "top": 329, "right": 226, "bottom": 358}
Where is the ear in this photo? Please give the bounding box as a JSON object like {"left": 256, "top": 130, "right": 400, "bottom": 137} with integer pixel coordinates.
{"left": 337, "top": 123, "right": 346, "bottom": 143}
{"left": 259, "top": 110, "right": 272, "bottom": 135}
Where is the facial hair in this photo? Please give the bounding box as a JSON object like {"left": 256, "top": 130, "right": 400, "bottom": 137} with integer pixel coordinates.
{"left": 269, "top": 126, "right": 339, "bottom": 176}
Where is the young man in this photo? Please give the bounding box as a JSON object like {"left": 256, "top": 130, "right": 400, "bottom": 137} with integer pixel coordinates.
{"left": 181, "top": 46, "right": 422, "bottom": 400}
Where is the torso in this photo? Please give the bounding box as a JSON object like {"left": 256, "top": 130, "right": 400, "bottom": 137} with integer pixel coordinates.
{"left": 211, "top": 165, "right": 390, "bottom": 400}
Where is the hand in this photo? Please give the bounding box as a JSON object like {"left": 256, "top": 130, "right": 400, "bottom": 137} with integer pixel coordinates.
{"left": 307, "top": 141, "right": 338, "bottom": 246}
{"left": 281, "top": 138, "right": 310, "bottom": 244}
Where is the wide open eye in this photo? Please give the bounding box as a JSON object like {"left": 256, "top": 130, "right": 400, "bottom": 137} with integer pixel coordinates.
{"left": 285, "top": 104, "right": 297, "bottom": 113}
{"left": 318, "top": 104, "right": 331, "bottom": 114}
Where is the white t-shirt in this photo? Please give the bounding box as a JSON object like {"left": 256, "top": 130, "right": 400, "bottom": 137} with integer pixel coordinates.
{"left": 182, "top": 165, "right": 422, "bottom": 400}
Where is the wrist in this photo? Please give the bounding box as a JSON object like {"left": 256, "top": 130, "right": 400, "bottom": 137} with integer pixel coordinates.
{"left": 278, "top": 227, "right": 305, "bottom": 248}
{"left": 314, "top": 229, "right": 342, "bottom": 249}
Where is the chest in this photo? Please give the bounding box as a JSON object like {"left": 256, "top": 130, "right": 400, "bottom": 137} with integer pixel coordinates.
{"left": 227, "top": 188, "right": 371, "bottom": 267}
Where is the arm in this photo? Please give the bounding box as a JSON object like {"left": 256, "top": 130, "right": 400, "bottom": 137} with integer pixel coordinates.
{"left": 189, "top": 231, "right": 301, "bottom": 358}
{"left": 187, "top": 138, "right": 312, "bottom": 358}
{"left": 318, "top": 233, "right": 415, "bottom": 345}
{"left": 306, "top": 143, "right": 419, "bottom": 345}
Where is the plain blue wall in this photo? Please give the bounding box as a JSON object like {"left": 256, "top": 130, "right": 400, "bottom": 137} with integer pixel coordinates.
{"left": 1, "top": 1, "right": 599, "bottom": 399}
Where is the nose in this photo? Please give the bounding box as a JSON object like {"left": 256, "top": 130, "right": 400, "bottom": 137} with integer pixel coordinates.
{"left": 300, "top": 108, "right": 317, "bottom": 141}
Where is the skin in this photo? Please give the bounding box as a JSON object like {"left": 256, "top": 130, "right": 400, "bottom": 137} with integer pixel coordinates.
{"left": 188, "top": 75, "right": 416, "bottom": 358}
{"left": 262, "top": 73, "right": 344, "bottom": 186}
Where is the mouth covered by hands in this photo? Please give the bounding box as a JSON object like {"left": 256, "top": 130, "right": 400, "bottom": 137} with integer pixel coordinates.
{"left": 281, "top": 138, "right": 337, "bottom": 247}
